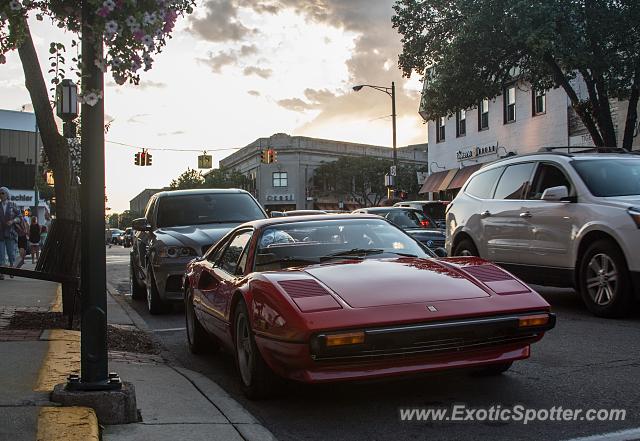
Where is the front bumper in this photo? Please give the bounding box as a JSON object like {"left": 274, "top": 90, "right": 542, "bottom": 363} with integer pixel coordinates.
{"left": 256, "top": 312, "right": 555, "bottom": 383}
{"left": 152, "top": 257, "right": 193, "bottom": 301}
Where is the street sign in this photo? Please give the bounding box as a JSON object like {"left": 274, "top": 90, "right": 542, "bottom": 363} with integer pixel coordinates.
{"left": 198, "top": 154, "right": 212, "bottom": 169}
{"left": 384, "top": 174, "right": 395, "bottom": 187}
{"left": 390, "top": 165, "right": 397, "bottom": 176}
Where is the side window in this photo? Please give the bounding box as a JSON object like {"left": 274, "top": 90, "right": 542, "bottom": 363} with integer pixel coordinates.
{"left": 144, "top": 196, "right": 155, "bottom": 222}
{"left": 218, "top": 231, "right": 253, "bottom": 275}
{"left": 528, "top": 163, "right": 572, "bottom": 200}
{"left": 465, "top": 167, "right": 504, "bottom": 199}
{"left": 494, "top": 163, "right": 536, "bottom": 200}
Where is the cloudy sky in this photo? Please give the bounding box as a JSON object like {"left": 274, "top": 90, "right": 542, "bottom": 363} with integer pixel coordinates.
{"left": 1, "top": 0, "right": 426, "bottom": 212}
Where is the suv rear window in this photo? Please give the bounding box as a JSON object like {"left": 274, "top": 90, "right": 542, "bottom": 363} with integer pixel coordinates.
{"left": 572, "top": 158, "right": 640, "bottom": 197}
{"left": 465, "top": 167, "right": 504, "bottom": 199}
{"left": 157, "top": 193, "right": 266, "bottom": 228}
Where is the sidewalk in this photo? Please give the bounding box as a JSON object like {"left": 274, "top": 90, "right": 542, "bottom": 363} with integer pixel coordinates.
{"left": 0, "top": 265, "right": 276, "bottom": 441}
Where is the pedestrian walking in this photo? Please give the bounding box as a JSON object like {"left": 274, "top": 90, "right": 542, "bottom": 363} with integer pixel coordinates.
{"left": 29, "top": 216, "right": 41, "bottom": 264}
{"left": 40, "top": 225, "right": 48, "bottom": 248}
{"left": 15, "top": 211, "right": 29, "bottom": 269}
{"left": 0, "top": 187, "right": 22, "bottom": 280}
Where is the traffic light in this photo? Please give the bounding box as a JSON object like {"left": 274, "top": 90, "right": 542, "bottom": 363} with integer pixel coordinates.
{"left": 261, "top": 149, "right": 272, "bottom": 164}
{"left": 134, "top": 152, "right": 141, "bottom": 166}
{"left": 146, "top": 152, "right": 153, "bottom": 166}
{"left": 271, "top": 149, "right": 277, "bottom": 163}
{"left": 140, "top": 151, "right": 146, "bottom": 166}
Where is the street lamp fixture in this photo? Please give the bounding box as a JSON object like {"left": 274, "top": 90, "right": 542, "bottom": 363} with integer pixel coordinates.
{"left": 352, "top": 82, "right": 398, "bottom": 193}
{"left": 56, "top": 79, "right": 79, "bottom": 138}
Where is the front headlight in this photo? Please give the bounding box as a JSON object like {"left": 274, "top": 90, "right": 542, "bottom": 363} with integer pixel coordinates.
{"left": 157, "top": 245, "right": 197, "bottom": 258}
{"left": 629, "top": 207, "right": 640, "bottom": 229}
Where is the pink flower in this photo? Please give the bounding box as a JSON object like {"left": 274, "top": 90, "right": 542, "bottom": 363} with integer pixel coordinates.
{"left": 133, "top": 30, "right": 144, "bottom": 41}
{"left": 97, "top": 7, "right": 109, "bottom": 17}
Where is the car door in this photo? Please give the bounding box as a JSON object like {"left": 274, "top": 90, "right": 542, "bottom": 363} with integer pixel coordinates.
{"left": 200, "top": 229, "right": 253, "bottom": 332}
{"left": 483, "top": 162, "right": 537, "bottom": 264}
{"left": 523, "top": 162, "right": 576, "bottom": 268}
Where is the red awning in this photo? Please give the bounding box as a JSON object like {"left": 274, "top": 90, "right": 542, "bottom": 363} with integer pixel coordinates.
{"left": 418, "top": 170, "right": 449, "bottom": 194}
{"left": 447, "top": 163, "right": 484, "bottom": 190}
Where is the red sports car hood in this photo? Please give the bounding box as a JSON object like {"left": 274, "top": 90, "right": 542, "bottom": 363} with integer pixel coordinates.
{"left": 302, "top": 257, "right": 515, "bottom": 308}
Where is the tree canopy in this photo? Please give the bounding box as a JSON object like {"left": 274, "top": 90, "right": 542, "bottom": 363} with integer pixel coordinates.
{"left": 169, "top": 167, "right": 251, "bottom": 190}
{"left": 312, "top": 156, "right": 423, "bottom": 207}
{"left": 392, "top": 0, "right": 640, "bottom": 149}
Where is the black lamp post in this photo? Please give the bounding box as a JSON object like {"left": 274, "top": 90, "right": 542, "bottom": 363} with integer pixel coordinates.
{"left": 352, "top": 82, "right": 397, "bottom": 193}
{"left": 55, "top": 79, "right": 79, "bottom": 138}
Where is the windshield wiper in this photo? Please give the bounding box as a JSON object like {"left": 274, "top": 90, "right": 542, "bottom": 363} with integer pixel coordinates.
{"left": 386, "top": 252, "right": 418, "bottom": 257}
{"left": 320, "top": 248, "right": 385, "bottom": 261}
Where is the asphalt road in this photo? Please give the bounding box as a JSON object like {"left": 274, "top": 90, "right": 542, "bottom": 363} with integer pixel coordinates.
{"left": 107, "top": 245, "right": 640, "bottom": 441}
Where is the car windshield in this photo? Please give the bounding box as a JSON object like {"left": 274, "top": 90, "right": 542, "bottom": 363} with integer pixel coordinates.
{"left": 422, "top": 204, "right": 446, "bottom": 220}
{"left": 254, "top": 218, "right": 432, "bottom": 271}
{"left": 157, "top": 193, "right": 266, "bottom": 228}
{"left": 571, "top": 158, "right": 640, "bottom": 197}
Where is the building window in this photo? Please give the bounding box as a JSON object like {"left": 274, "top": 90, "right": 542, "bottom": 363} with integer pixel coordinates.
{"left": 504, "top": 85, "right": 516, "bottom": 123}
{"left": 533, "top": 89, "right": 546, "bottom": 115}
{"left": 272, "top": 171, "right": 288, "bottom": 187}
{"left": 478, "top": 98, "right": 489, "bottom": 130}
{"left": 456, "top": 110, "right": 466, "bottom": 137}
{"left": 436, "top": 116, "right": 446, "bottom": 143}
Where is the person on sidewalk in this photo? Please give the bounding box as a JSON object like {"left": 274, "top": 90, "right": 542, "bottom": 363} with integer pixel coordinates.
{"left": 15, "top": 211, "right": 30, "bottom": 269}
{"left": 0, "top": 187, "right": 21, "bottom": 280}
{"left": 40, "top": 224, "right": 48, "bottom": 248}
{"left": 29, "top": 216, "right": 41, "bottom": 264}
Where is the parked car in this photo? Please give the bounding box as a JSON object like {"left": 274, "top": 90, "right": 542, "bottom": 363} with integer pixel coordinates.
{"left": 351, "top": 207, "right": 445, "bottom": 253}
{"left": 393, "top": 200, "right": 450, "bottom": 228}
{"left": 130, "top": 189, "right": 267, "bottom": 314}
{"left": 122, "top": 227, "right": 133, "bottom": 248}
{"left": 270, "top": 210, "right": 328, "bottom": 217}
{"left": 445, "top": 148, "right": 640, "bottom": 317}
{"left": 106, "top": 228, "right": 124, "bottom": 245}
{"left": 184, "top": 215, "right": 555, "bottom": 398}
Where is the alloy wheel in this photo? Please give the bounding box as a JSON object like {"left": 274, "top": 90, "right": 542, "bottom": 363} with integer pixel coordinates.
{"left": 585, "top": 253, "right": 618, "bottom": 306}
{"left": 236, "top": 314, "right": 253, "bottom": 386}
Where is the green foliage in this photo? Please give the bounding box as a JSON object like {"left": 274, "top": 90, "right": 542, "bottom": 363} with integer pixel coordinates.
{"left": 117, "top": 209, "right": 140, "bottom": 228}
{"left": 169, "top": 168, "right": 204, "bottom": 190}
{"left": 108, "top": 213, "right": 119, "bottom": 228}
{"left": 203, "top": 167, "right": 250, "bottom": 189}
{"left": 312, "top": 156, "right": 422, "bottom": 207}
{"left": 392, "top": 0, "right": 640, "bottom": 148}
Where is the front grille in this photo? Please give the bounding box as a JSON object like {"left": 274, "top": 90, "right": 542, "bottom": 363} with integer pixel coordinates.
{"left": 311, "top": 313, "right": 554, "bottom": 361}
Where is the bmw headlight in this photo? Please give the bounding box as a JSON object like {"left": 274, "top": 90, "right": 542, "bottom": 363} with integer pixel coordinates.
{"left": 157, "top": 245, "right": 197, "bottom": 258}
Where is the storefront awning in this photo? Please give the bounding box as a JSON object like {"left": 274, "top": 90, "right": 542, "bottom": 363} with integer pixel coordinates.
{"left": 436, "top": 169, "right": 458, "bottom": 192}
{"left": 418, "top": 170, "right": 449, "bottom": 194}
{"left": 448, "top": 163, "right": 484, "bottom": 190}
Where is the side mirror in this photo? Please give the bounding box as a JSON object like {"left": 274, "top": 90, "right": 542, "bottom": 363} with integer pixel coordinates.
{"left": 132, "top": 217, "right": 151, "bottom": 232}
{"left": 433, "top": 247, "right": 448, "bottom": 258}
{"left": 541, "top": 185, "right": 569, "bottom": 201}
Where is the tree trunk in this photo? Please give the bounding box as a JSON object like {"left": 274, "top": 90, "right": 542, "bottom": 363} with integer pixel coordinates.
{"left": 14, "top": 17, "right": 80, "bottom": 222}
{"left": 622, "top": 71, "right": 640, "bottom": 151}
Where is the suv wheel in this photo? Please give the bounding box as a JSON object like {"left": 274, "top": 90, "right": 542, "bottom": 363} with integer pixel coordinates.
{"left": 146, "top": 263, "right": 171, "bottom": 315}
{"left": 453, "top": 238, "right": 479, "bottom": 257}
{"left": 129, "top": 255, "right": 146, "bottom": 300}
{"left": 578, "top": 240, "right": 633, "bottom": 318}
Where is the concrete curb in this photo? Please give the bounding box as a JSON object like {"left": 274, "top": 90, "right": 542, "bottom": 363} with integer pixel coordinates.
{"left": 36, "top": 406, "right": 100, "bottom": 441}
{"left": 105, "top": 282, "right": 278, "bottom": 441}
{"left": 173, "top": 366, "right": 278, "bottom": 441}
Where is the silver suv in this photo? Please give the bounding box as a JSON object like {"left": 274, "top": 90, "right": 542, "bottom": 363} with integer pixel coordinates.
{"left": 445, "top": 148, "right": 640, "bottom": 317}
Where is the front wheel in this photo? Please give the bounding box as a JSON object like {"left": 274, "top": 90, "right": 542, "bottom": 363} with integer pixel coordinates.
{"left": 234, "top": 301, "right": 279, "bottom": 399}
{"left": 130, "top": 255, "right": 146, "bottom": 300}
{"left": 453, "top": 238, "right": 479, "bottom": 257}
{"left": 185, "top": 286, "right": 218, "bottom": 354}
{"left": 146, "top": 264, "right": 171, "bottom": 315}
{"left": 578, "top": 240, "right": 633, "bottom": 318}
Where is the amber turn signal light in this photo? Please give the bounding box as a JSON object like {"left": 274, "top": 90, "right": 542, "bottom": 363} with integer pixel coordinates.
{"left": 325, "top": 331, "right": 365, "bottom": 347}
{"left": 518, "top": 314, "right": 549, "bottom": 328}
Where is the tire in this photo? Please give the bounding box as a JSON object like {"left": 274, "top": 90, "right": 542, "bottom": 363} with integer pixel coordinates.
{"left": 146, "top": 263, "right": 171, "bottom": 315}
{"left": 453, "top": 237, "right": 479, "bottom": 257}
{"left": 130, "top": 255, "right": 146, "bottom": 301}
{"left": 475, "top": 361, "right": 513, "bottom": 376}
{"left": 578, "top": 239, "right": 633, "bottom": 318}
{"left": 185, "top": 286, "right": 218, "bottom": 354}
{"left": 234, "top": 301, "right": 279, "bottom": 399}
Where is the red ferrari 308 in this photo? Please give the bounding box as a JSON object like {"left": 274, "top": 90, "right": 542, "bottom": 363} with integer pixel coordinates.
{"left": 183, "top": 215, "right": 555, "bottom": 398}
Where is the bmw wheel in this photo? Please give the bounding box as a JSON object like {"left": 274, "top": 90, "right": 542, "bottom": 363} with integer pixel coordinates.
{"left": 146, "top": 263, "right": 170, "bottom": 315}
{"left": 130, "top": 255, "right": 146, "bottom": 300}
{"left": 578, "top": 239, "right": 633, "bottom": 318}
